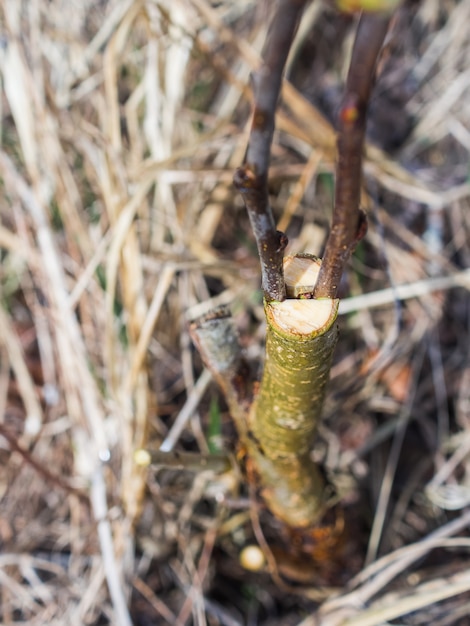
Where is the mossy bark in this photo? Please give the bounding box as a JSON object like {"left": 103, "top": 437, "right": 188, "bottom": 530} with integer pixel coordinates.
{"left": 247, "top": 255, "right": 339, "bottom": 527}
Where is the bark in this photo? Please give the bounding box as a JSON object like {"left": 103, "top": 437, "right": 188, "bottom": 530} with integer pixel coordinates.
{"left": 190, "top": 258, "right": 338, "bottom": 527}
{"left": 233, "top": 0, "right": 308, "bottom": 301}
{"left": 314, "top": 12, "right": 391, "bottom": 298}
{"left": 247, "top": 255, "right": 339, "bottom": 527}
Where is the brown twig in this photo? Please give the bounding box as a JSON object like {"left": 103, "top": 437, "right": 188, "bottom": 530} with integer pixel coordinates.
{"left": 313, "top": 12, "right": 392, "bottom": 298}
{"left": 234, "top": 0, "right": 307, "bottom": 302}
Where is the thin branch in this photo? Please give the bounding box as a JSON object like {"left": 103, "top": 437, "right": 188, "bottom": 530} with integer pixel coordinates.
{"left": 244, "top": 0, "right": 307, "bottom": 175}
{"left": 234, "top": 0, "right": 307, "bottom": 302}
{"left": 314, "top": 12, "right": 391, "bottom": 298}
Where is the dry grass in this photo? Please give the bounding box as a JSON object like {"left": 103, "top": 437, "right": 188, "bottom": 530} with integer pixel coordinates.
{"left": 1, "top": 0, "right": 470, "bottom": 624}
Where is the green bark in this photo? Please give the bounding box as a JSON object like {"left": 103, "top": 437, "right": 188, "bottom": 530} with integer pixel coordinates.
{"left": 191, "top": 257, "right": 340, "bottom": 528}
{"left": 247, "top": 257, "right": 339, "bottom": 527}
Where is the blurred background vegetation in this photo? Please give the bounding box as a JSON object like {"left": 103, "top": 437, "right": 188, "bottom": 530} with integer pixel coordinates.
{"left": 1, "top": 1, "right": 470, "bottom": 624}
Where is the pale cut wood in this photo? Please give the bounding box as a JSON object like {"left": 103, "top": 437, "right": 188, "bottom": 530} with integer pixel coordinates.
{"left": 272, "top": 255, "right": 338, "bottom": 336}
